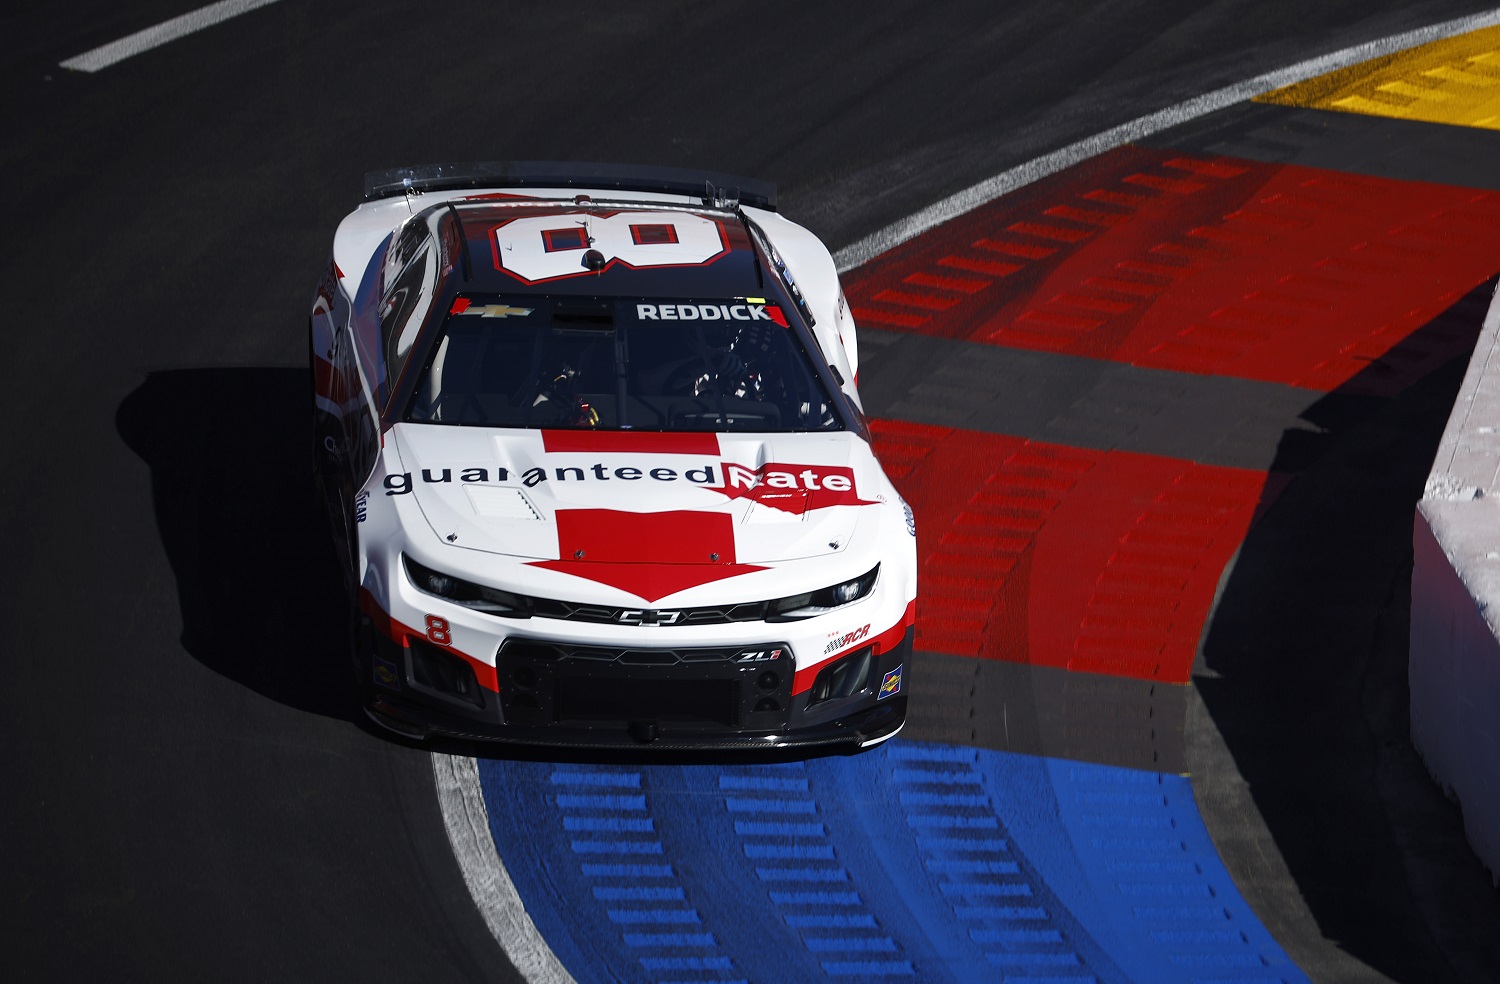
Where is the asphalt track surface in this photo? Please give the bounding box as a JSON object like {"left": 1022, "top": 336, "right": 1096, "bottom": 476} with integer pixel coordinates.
{"left": 5, "top": 2, "right": 1500, "bottom": 982}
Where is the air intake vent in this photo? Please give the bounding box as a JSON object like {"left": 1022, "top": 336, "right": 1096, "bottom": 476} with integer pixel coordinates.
{"left": 807, "top": 647, "right": 874, "bottom": 706}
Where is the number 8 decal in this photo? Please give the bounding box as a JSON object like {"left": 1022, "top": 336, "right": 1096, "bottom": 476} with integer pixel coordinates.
{"left": 425, "top": 614, "right": 451, "bottom": 646}
{"left": 492, "top": 211, "right": 728, "bottom": 284}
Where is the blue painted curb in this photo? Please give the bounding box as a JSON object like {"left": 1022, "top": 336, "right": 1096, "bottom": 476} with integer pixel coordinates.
{"left": 478, "top": 740, "right": 1308, "bottom": 984}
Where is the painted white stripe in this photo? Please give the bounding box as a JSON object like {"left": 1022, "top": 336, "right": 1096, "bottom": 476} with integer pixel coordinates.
{"left": 833, "top": 7, "right": 1500, "bottom": 273}
{"left": 60, "top": 0, "right": 284, "bottom": 73}
{"left": 431, "top": 753, "right": 578, "bottom": 984}
{"left": 437, "top": 11, "right": 1500, "bottom": 981}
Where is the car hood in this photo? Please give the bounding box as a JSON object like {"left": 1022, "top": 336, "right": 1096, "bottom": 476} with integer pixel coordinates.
{"left": 388, "top": 424, "right": 885, "bottom": 601}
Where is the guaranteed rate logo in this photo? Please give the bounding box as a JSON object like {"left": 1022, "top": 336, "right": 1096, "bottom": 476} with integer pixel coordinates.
{"left": 384, "top": 461, "right": 719, "bottom": 495}
{"left": 381, "top": 458, "right": 876, "bottom": 512}
{"left": 715, "top": 462, "right": 873, "bottom": 513}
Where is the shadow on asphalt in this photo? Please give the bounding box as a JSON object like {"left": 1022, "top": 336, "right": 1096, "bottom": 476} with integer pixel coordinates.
{"left": 1194, "top": 279, "right": 1500, "bottom": 984}
{"left": 116, "top": 367, "right": 366, "bottom": 729}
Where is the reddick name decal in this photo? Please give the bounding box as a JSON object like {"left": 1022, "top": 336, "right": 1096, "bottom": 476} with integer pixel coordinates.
{"left": 383, "top": 459, "right": 876, "bottom": 512}
{"left": 636, "top": 303, "right": 787, "bottom": 326}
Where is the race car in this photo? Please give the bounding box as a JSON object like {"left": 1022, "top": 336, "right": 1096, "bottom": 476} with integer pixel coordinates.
{"left": 311, "top": 162, "right": 916, "bottom": 749}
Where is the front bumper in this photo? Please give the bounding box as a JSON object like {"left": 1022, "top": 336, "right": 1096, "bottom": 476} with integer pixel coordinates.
{"left": 360, "top": 622, "right": 912, "bottom": 751}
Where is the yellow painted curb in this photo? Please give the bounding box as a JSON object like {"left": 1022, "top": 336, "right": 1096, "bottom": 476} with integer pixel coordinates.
{"left": 1256, "top": 24, "right": 1500, "bottom": 129}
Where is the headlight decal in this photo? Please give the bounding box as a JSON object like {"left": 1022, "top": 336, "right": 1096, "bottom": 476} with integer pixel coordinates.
{"left": 768, "top": 564, "right": 880, "bottom": 621}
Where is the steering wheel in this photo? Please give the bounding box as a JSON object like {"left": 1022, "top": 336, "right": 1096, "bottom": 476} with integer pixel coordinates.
{"left": 661, "top": 359, "right": 710, "bottom": 397}
{"left": 664, "top": 351, "right": 749, "bottom": 397}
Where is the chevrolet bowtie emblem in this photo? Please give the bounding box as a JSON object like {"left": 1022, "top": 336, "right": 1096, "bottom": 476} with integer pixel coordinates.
{"left": 461, "top": 304, "right": 534, "bottom": 318}
{"left": 619, "top": 610, "right": 684, "bottom": 625}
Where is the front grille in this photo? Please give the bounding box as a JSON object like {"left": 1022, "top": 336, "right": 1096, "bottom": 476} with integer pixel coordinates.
{"left": 497, "top": 638, "right": 793, "bottom": 731}
{"left": 528, "top": 598, "right": 768, "bottom": 626}
{"left": 499, "top": 639, "right": 790, "bottom": 666}
{"left": 556, "top": 677, "right": 738, "bottom": 726}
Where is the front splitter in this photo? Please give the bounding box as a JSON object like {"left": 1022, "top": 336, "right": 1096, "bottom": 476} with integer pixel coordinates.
{"left": 366, "top": 691, "right": 907, "bottom": 753}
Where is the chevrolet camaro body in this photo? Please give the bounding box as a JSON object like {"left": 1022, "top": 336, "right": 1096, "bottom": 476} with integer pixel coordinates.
{"left": 311, "top": 163, "right": 915, "bottom": 749}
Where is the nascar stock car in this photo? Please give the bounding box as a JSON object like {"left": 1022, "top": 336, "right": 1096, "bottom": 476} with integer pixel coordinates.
{"left": 311, "top": 162, "right": 916, "bottom": 749}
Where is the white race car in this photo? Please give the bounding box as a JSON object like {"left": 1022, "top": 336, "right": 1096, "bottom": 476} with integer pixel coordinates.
{"left": 311, "top": 163, "right": 916, "bottom": 749}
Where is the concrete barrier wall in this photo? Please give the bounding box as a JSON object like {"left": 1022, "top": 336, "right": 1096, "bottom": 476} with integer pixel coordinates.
{"left": 1411, "top": 280, "right": 1500, "bottom": 885}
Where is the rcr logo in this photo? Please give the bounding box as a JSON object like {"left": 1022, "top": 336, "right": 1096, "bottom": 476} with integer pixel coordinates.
{"left": 823, "top": 624, "right": 871, "bottom": 655}
{"left": 618, "top": 609, "right": 683, "bottom": 625}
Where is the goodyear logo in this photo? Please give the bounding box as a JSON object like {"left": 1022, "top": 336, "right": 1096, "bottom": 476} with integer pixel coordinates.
{"left": 878, "top": 665, "right": 902, "bottom": 700}
{"left": 374, "top": 655, "right": 401, "bottom": 691}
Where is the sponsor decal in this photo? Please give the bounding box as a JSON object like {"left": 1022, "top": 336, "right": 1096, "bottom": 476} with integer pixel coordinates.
{"left": 383, "top": 462, "right": 722, "bottom": 495}
{"left": 715, "top": 461, "right": 875, "bottom": 514}
{"left": 824, "top": 624, "right": 871, "bottom": 656}
{"left": 374, "top": 654, "right": 401, "bottom": 691}
{"left": 903, "top": 501, "right": 915, "bottom": 537}
{"left": 735, "top": 647, "right": 782, "bottom": 667}
{"left": 878, "top": 664, "right": 902, "bottom": 700}
{"left": 618, "top": 609, "right": 683, "bottom": 625}
{"left": 355, "top": 491, "right": 369, "bottom": 524}
{"left": 450, "top": 297, "right": 534, "bottom": 318}
{"left": 636, "top": 302, "right": 786, "bottom": 325}
{"left": 381, "top": 458, "right": 877, "bottom": 513}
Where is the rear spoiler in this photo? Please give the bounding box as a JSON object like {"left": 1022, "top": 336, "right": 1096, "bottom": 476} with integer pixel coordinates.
{"left": 363, "top": 161, "right": 776, "bottom": 211}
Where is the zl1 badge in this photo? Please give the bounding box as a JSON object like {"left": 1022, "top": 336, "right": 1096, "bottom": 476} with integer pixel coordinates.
{"left": 878, "top": 665, "right": 903, "bottom": 699}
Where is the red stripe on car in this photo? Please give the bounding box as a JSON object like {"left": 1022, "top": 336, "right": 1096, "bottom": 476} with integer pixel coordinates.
{"left": 541, "top": 430, "right": 720, "bottom": 454}
{"left": 358, "top": 587, "right": 501, "bottom": 692}
{"left": 529, "top": 509, "right": 763, "bottom": 602}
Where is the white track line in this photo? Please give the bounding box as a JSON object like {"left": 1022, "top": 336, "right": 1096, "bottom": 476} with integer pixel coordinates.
{"left": 833, "top": 7, "right": 1500, "bottom": 273}
{"left": 60, "top": 0, "right": 284, "bottom": 73}
{"left": 436, "top": 10, "right": 1500, "bottom": 982}
{"left": 432, "top": 753, "right": 577, "bottom": 984}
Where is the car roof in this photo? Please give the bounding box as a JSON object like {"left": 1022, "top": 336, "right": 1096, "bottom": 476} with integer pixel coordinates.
{"left": 449, "top": 199, "right": 768, "bottom": 298}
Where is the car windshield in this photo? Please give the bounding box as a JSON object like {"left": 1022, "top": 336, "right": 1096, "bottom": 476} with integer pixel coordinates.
{"left": 406, "top": 294, "right": 843, "bottom": 432}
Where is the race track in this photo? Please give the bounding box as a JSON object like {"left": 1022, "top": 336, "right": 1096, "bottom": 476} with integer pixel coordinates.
{"left": 4, "top": 3, "right": 1500, "bottom": 982}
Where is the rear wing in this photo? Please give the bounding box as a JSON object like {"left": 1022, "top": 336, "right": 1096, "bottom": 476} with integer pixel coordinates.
{"left": 363, "top": 161, "right": 776, "bottom": 211}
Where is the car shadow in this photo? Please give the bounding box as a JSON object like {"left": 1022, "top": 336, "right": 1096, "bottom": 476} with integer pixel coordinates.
{"left": 116, "top": 367, "right": 366, "bottom": 728}
{"left": 1193, "top": 278, "right": 1500, "bottom": 983}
